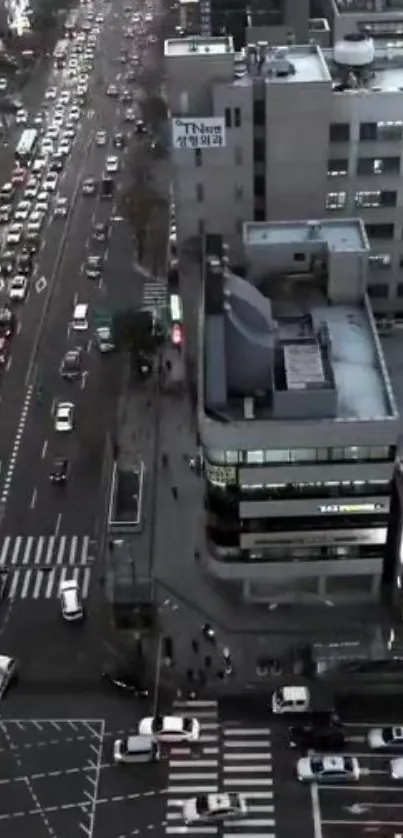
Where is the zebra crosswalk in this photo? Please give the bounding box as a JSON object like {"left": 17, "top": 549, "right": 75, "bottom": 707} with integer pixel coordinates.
{"left": 165, "top": 699, "right": 276, "bottom": 838}
{"left": 0, "top": 535, "right": 92, "bottom": 600}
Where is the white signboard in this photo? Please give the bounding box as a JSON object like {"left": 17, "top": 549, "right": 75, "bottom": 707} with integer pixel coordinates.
{"left": 172, "top": 117, "right": 226, "bottom": 150}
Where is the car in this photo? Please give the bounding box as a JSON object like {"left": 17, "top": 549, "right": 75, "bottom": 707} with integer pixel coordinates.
{"left": 85, "top": 254, "right": 103, "bottom": 279}
{"left": 53, "top": 196, "right": 69, "bottom": 218}
{"left": 60, "top": 348, "right": 82, "bottom": 380}
{"left": 96, "top": 12, "right": 104, "bottom": 22}
{"left": 92, "top": 222, "right": 108, "bottom": 242}
{"left": 125, "top": 69, "right": 136, "bottom": 82}
{"left": 45, "top": 86, "right": 57, "bottom": 100}
{"left": 105, "top": 156, "right": 118, "bottom": 174}
{"left": 368, "top": 726, "right": 403, "bottom": 750}
{"left": 135, "top": 119, "right": 147, "bottom": 135}
{"left": 41, "top": 138, "right": 54, "bottom": 155}
{"left": 183, "top": 793, "right": 247, "bottom": 826}
{"left": 0, "top": 77, "right": 7, "bottom": 92}
{"left": 45, "top": 127, "right": 60, "bottom": 142}
{"left": 0, "top": 182, "right": 14, "bottom": 203}
{"left": 121, "top": 89, "right": 132, "bottom": 102}
{"left": 391, "top": 757, "right": 403, "bottom": 780}
{"left": 60, "top": 127, "right": 75, "bottom": 141}
{"left": 82, "top": 177, "right": 96, "bottom": 195}
{"left": 124, "top": 108, "right": 136, "bottom": 122}
{"left": 16, "top": 251, "right": 33, "bottom": 276}
{"left": 8, "top": 275, "right": 28, "bottom": 301}
{"left": 95, "top": 130, "right": 107, "bottom": 146}
{"left": 15, "top": 109, "right": 27, "bottom": 125}
{"left": 0, "top": 204, "right": 11, "bottom": 224}
{"left": 53, "top": 112, "right": 64, "bottom": 127}
{"left": 0, "top": 655, "right": 18, "bottom": 698}
{"left": 33, "top": 112, "right": 45, "bottom": 127}
{"left": 106, "top": 84, "right": 118, "bottom": 96}
{"left": 69, "top": 106, "right": 80, "bottom": 121}
{"left": 55, "top": 401, "right": 74, "bottom": 432}
{"left": 289, "top": 723, "right": 346, "bottom": 751}
{"left": 113, "top": 736, "right": 159, "bottom": 763}
{"left": 95, "top": 325, "right": 114, "bottom": 353}
{"left": 32, "top": 156, "right": 47, "bottom": 175}
{"left": 50, "top": 154, "right": 64, "bottom": 172}
{"left": 59, "top": 579, "right": 83, "bottom": 621}
{"left": 6, "top": 223, "right": 23, "bottom": 246}
{"left": 43, "top": 173, "right": 58, "bottom": 192}
{"left": 24, "top": 180, "right": 39, "bottom": 200}
{"left": 0, "top": 253, "right": 15, "bottom": 277}
{"left": 35, "top": 193, "right": 50, "bottom": 214}
{"left": 14, "top": 200, "right": 31, "bottom": 221}
{"left": 0, "top": 336, "right": 9, "bottom": 366}
{"left": 124, "top": 27, "right": 134, "bottom": 37}
{"left": 26, "top": 212, "right": 45, "bottom": 235}
{"left": 138, "top": 715, "right": 200, "bottom": 743}
{"left": 11, "top": 167, "right": 26, "bottom": 186}
{"left": 113, "top": 132, "right": 125, "bottom": 148}
{"left": 59, "top": 91, "right": 70, "bottom": 105}
{"left": 0, "top": 307, "right": 15, "bottom": 337}
{"left": 24, "top": 235, "right": 40, "bottom": 254}
{"left": 296, "top": 754, "right": 360, "bottom": 783}
{"left": 58, "top": 139, "right": 71, "bottom": 155}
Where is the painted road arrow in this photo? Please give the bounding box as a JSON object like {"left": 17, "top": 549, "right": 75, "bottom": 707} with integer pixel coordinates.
{"left": 346, "top": 803, "right": 370, "bottom": 815}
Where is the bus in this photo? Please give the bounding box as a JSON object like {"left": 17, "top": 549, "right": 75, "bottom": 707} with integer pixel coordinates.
{"left": 15, "top": 129, "right": 38, "bottom": 165}
{"left": 53, "top": 39, "right": 69, "bottom": 68}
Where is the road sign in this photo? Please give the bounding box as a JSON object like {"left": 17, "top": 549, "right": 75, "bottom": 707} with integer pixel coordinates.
{"left": 346, "top": 803, "right": 369, "bottom": 815}
{"left": 35, "top": 276, "right": 47, "bottom": 294}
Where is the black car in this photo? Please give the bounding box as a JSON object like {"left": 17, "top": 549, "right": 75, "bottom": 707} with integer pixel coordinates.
{"left": 0, "top": 306, "right": 15, "bottom": 338}
{"left": 49, "top": 457, "right": 69, "bottom": 484}
{"left": 60, "top": 348, "right": 82, "bottom": 380}
{"left": 86, "top": 255, "right": 103, "bottom": 279}
{"left": 289, "top": 723, "right": 346, "bottom": 751}
{"left": 25, "top": 235, "right": 40, "bottom": 255}
{"left": 135, "top": 119, "right": 147, "bottom": 135}
{"left": 0, "top": 204, "right": 12, "bottom": 224}
{"left": 16, "top": 250, "right": 33, "bottom": 276}
{"left": 92, "top": 222, "right": 109, "bottom": 243}
{"left": 101, "top": 665, "right": 149, "bottom": 696}
{"left": 50, "top": 154, "right": 64, "bottom": 172}
{"left": 0, "top": 250, "right": 15, "bottom": 276}
{"left": 112, "top": 132, "right": 125, "bottom": 148}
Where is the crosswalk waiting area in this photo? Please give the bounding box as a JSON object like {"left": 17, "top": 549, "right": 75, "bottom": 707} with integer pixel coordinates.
{"left": 166, "top": 699, "right": 275, "bottom": 838}
{"left": 0, "top": 535, "right": 92, "bottom": 600}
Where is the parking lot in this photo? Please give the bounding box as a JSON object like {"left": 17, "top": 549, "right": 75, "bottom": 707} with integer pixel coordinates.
{"left": 313, "top": 721, "right": 403, "bottom": 838}
{"left": 0, "top": 718, "right": 104, "bottom": 838}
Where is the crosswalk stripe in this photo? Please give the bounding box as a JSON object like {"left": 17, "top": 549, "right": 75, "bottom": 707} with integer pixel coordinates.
{"left": 57, "top": 536, "right": 66, "bottom": 564}
{"left": 0, "top": 536, "right": 10, "bottom": 565}
{"left": 20, "top": 568, "right": 32, "bottom": 597}
{"left": 45, "top": 536, "right": 55, "bottom": 564}
{"left": 22, "top": 536, "right": 33, "bottom": 564}
{"left": 68, "top": 537, "right": 77, "bottom": 565}
{"left": 9, "top": 568, "right": 20, "bottom": 598}
{"left": 34, "top": 536, "right": 44, "bottom": 564}
{"left": 0, "top": 535, "right": 93, "bottom": 600}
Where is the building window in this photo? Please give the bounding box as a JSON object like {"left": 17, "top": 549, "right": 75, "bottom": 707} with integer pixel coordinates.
{"left": 196, "top": 183, "right": 204, "bottom": 202}
{"left": 198, "top": 218, "right": 205, "bottom": 235}
{"left": 235, "top": 184, "right": 243, "bottom": 200}
{"left": 234, "top": 107, "right": 241, "bottom": 127}
{"left": 327, "top": 158, "right": 348, "bottom": 177}
{"left": 195, "top": 148, "right": 202, "bottom": 167}
{"left": 355, "top": 190, "right": 397, "bottom": 208}
{"left": 360, "top": 121, "right": 403, "bottom": 141}
{"left": 365, "top": 223, "right": 394, "bottom": 239}
{"left": 253, "top": 99, "right": 265, "bottom": 125}
{"left": 254, "top": 139, "right": 265, "bottom": 162}
{"left": 326, "top": 191, "right": 347, "bottom": 210}
{"left": 235, "top": 146, "right": 242, "bottom": 166}
{"left": 368, "top": 254, "right": 392, "bottom": 269}
{"left": 357, "top": 156, "right": 400, "bottom": 176}
{"left": 367, "top": 283, "right": 389, "bottom": 299}
{"left": 225, "top": 107, "right": 231, "bottom": 128}
{"left": 246, "top": 450, "right": 264, "bottom": 464}
{"left": 329, "top": 122, "right": 350, "bottom": 142}
{"left": 254, "top": 175, "right": 265, "bottom": 197}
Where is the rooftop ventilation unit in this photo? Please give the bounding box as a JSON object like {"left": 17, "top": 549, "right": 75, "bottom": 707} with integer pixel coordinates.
{"left": 265, "top": 48, "right": 296, "bottom": 78}
{"left": 333, "top": 33, "right": 375, "bottom": 68}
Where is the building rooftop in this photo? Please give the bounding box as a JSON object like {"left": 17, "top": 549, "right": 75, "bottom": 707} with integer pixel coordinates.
{"left": 233, "top": 43, "right": 330, "bottom": 85}
{"left": 164, "top": 36, "right": 233, "bottom": 57}
{"left": 334, "top": 0, "right": 403, "bottom": 13}
{"left": 323, "top": 39, "right": 403, "bottom": 92}
{"left": 244, "top": 219, "right": 369, "bottom": 253}
{"left": 202, "top": 235, "right": 397, "bottom": 425}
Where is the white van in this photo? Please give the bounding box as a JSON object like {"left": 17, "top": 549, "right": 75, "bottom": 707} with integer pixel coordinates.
{"left": 72, "top": 303, "right": 88, "bottom": 331}
{"left": 114, "top": 735, "right": 160, "bottom": 764}
{"left": 271, "top": 685, "right": 310, "bottom": 714}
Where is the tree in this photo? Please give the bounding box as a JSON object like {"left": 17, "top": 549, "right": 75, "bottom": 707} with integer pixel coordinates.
{"left": 140, "top": 94, "right": 168, "bottom": 135}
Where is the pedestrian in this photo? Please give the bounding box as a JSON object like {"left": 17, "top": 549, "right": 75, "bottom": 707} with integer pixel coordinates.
{"left": 162, "top": 452, "right": 168, "bottom": 468}
{"left": 171, "top": 486, "right": 178, "bottom": 500}
{"left": 223, "top": 646, "right": 231, "bottom": 664}
{"left": 217, "top": 670, "right": 225, "bottom": 681}
{"left": 187, "top": 667, "right": 194, "bottom": 682}
{"left": 202, "top": 623, "right": 215, "bottom": 642}
{"left": 204, "top": 655, "right": 212, "bottom": 669}
{"left": 191, "top": 639, "right": 199, "bottom": 654}
{"left": 194, "top": 550, "right": 200, "bottom": 562}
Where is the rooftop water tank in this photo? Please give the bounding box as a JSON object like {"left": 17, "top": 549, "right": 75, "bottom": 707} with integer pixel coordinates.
{"left": 333, "top": 33, "right": 375, "bottom": 68}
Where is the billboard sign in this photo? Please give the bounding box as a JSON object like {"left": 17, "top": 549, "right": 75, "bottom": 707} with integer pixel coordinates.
{"left": 172, "top": 117, "right": 226, "bottom": 150}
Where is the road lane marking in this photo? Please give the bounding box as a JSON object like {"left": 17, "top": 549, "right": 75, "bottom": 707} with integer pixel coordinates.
{"left": 0, "top": 386, "right": 33, "bottom": 505}
{"left": 41, "top": 439, "right": 48, "bottom": 459}
{"left": 0, "top": 536, "right": 10, "bottom": 566}
{"left": 311, "top": 783, "right": 323, "bottom": 838}
{"left": 29, "top": 490, "right": 37, "bottom": 511}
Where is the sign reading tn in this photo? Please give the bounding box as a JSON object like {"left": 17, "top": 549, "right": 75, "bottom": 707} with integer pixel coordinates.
{"left": 172, "top": 117, "right": 226, "bottom": 150}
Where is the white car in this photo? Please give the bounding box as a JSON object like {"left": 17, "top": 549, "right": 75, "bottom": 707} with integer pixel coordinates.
{"left": 183, "top": 793, "right": 247, "bottom": 826}
{"left": 53, "top": 196, "right": 68, "bottom": 218}
{"left": 59, "top": 579, "right": 83, "bottom": 621}
{"left": 24, "top": 180, "right": 39, "bottom": 200}
{"left": 45, "top": 127, "right": 60, "bottom": 141}
{"left": 41, "top": 138, "right": 54, "bottom": 155}
{"left": 16, "top": 109, "right": 27, "bottom": 125}
{"left": 0, "top": 77, "right": 7, "bottom": 92}
{"left": 69, "top": 106, "right": 80, "bottom": 121}
{"left": 35, "top": 193, "right": 50, "bottom": 214}
{"left": 43, "top": 173, "right": 58, "bottom": 192}
{"left": 368, "top": 726, "right": 403, "bottom": 750}
{"left": 27, "top": 212, "right": 45, "bottom": 234}
{"left": 32, "top": 156, "right": 47, "bottom": 174}
{"left": 53, "top": 112, "right": 65, "bottom": 127}
{"left": 124, "top": 108, "right": 136, "bottom": 122}
{"left": 14, "top": 201, "right": 31, "bottom": 222}
{"left": 7, "top": 223, "right": 23, "bottom": 245}
{"left": 96, "top": 130, "right": 107, "bottom": 146}
{"left": 105, "top": 156, "right": 118, "bottom": 173}
{"left": 139, "top": 715, "right": 200, "bottom": 743}
{"left": 58, "top": 139, "right": 71, "bottom": 156}
{"left": 0, "top": 655, "right": 18, "bottom": 698}
{"left": 297, "top": 755, "right": 360, "bottom": 783}
{"left": 60, "top": 128, "right": 75, "bottom": 141}
{"left": 59, "top": 91, "right": 70, "bottom": 105}
{"left": 391, "top": 758, "right": 403, "bottom": 780}
{"left": 55, "top": 401, "right": 74, "bottom": 432}
{"left": 45, "top": 86, "right": 57, "bottom": 100}
{"left": 9, "top": 275, "right": 28, "bottom": 301}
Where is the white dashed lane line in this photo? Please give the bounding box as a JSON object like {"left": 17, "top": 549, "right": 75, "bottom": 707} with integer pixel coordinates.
{"left": 0, "top": 385, "right": 33, "bottom": 505}
{"left": 0, "top": 790, "right": 166, "bottom": 820}
{"left": 0, "top": 727, "right": 137, "bottom": 754}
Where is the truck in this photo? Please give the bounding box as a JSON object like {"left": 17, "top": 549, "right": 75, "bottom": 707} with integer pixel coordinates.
{"left": 101, "top": 175, "right": 114, "bottom": 199}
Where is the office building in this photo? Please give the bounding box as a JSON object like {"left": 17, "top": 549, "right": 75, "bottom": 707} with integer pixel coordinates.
{"left": 318, "top": 0, "right": 403, "bottom": 43}
{"left": 209, "top": 0, "right": 310, "bottom": 51}
{"left": 165, "top": 34, "right": 403, "bottom": 319}
{"left": 199, "top": 218, "right": 400, "bottom": 605}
